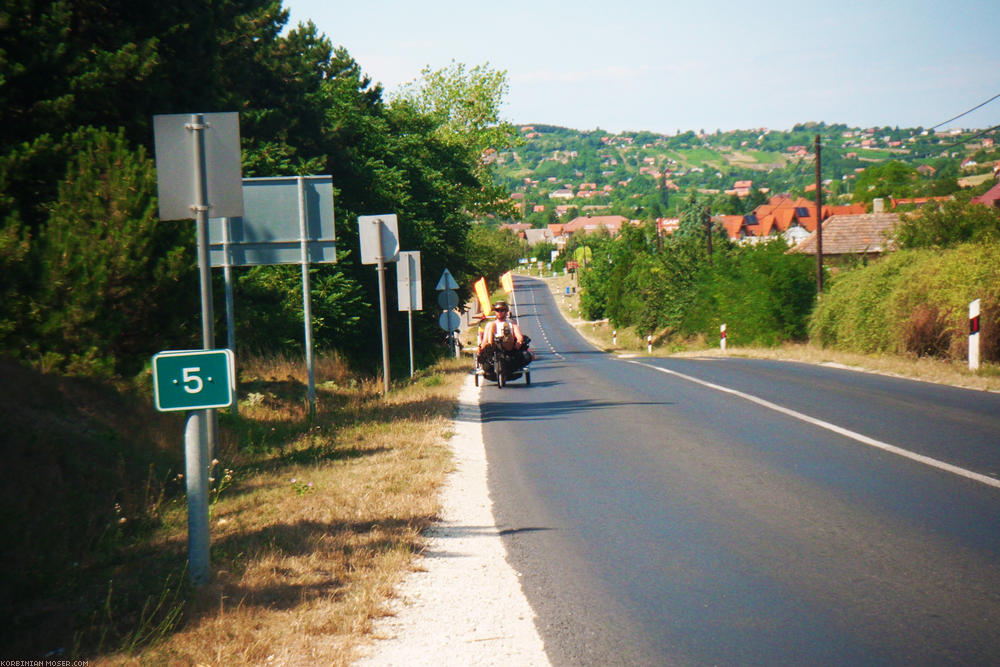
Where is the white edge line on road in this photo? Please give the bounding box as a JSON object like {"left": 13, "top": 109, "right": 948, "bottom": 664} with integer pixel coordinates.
{"left": 624, "top": 359, "right": 1000, "bottom": 491}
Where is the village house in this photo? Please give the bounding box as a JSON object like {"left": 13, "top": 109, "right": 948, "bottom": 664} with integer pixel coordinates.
{"left": 972, "top": 181, "right": 1000, "bottom": 208}
{"left": 657, "top": 218, "right": 680, "bottom": 235}
{"left": 561, "top": 214, "right": 634, "bottom": 236}
{"left": 791, "top": 200, "right": 900, "bottom": 259}
{"left": 890, "top": 196, "right": 951, "bottom": 209}
{"left": 715, "top": 195, "right": 867, "bottom": 245}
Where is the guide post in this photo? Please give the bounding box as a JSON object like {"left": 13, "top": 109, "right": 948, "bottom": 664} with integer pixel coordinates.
{"left": 153, "top": 111, "right": 242, "bottom": 585}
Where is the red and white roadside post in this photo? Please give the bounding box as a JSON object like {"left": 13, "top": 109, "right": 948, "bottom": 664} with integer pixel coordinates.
{"left": 720, "top": 323, "right": 727, "bottom": 351}
{"left": 969, "top": 299, "right": 981, "bottom": 371}
{"left": 647, "top": 334, "right": 652, "bottom": 355}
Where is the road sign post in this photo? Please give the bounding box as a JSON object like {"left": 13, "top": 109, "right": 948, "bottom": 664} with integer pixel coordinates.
{"left": 359, "top": 215, "right": 400, "bottom": 395}
{"left": 152, "top": 349, "right": 235, "bottom": 585}
{"left": 153, "top": 112, "right": 242, "bottom": 586}
{"left": 436, "top": 269, "right": 461, "bottom": 357}
{"left": 210, "top": 175, "right": 336, "bottom": 416}
{"left": 153, "top": 350, "right": 236, "bottom": 411}
{"left": 397, "top": 251, "right": 422, "bottom": 378}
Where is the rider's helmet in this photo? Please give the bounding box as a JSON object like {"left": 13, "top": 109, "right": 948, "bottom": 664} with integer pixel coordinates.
{"left": 492, "top": 300, "right": 509, "bottom": 314}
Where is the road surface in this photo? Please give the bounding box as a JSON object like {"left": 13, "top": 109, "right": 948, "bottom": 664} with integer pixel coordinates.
{"left": 482, "top": 275, "right": 1000, "bottom": 666}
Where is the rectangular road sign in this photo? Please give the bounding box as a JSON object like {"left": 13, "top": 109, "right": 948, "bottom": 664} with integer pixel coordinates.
{"left": 208, "top": 176, "right": 336, "bottom": 266}
{"left": 153, "top": 349, "right": 235, "bottom": 411}
{"left": 153, "top": 112, "right": 244, "bottom": 221}
{"left": 397, "top": 251, "right": 422, "bottom": 311}
{"left": 358, "top": 214, "right": 400, "bottom": 264}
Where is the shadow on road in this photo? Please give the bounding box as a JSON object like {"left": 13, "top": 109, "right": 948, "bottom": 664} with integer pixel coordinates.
{"left": 478, "top": 399, "right": 673, "bottom": 423}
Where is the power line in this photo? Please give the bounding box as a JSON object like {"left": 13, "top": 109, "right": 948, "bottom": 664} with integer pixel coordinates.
{"left": 943, "top": 123, "right": 1000, "bottom": 149}
{"left": 931, "top": 92, "right": 1000, "bottom": 130}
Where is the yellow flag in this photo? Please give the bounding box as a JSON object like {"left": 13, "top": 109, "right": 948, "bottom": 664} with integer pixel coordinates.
{"left": 473, "top": 277, "right": 491, "bottom": 316}
{"left": 500, "top": 270, "right": 514, "bottom": 294}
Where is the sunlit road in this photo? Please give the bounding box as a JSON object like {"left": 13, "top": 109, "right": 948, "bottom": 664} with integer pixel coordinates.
{"left": 480, "top": 275, "right": 1000, "bottom": 666}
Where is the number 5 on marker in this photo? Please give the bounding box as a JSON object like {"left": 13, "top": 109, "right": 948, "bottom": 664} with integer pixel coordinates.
{"left": 182, "top": 367, "right": 204, "bottom": 393}
{"left": 153, "top": 350, "right": 235, "bottom": 411}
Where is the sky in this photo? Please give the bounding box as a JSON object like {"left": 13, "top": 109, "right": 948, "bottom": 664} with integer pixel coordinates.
{"left": 283, "top": 0, "right": 1000, "bottom": 135}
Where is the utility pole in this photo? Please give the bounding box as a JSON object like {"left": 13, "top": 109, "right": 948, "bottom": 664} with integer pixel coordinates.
{"left": 814, "top": 134, "right": 824, "bottom": 292}
{"left": 703, "top": 206, "right": 713, "bottom": 265}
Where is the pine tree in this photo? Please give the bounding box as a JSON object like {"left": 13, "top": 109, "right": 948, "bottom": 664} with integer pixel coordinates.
{"left": 38, "top": 127, "right": 195, "bottom": 375}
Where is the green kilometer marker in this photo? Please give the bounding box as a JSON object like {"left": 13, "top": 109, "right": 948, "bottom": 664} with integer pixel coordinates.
{"left": 153, "top": 349, "right": 235, "bottom": 411}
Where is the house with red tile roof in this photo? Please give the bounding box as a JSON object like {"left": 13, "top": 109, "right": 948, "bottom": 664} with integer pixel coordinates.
{"left": 791, "top": 212, "right": 900, "bottom": 258}
{"left": 563, "top": 215, "right": 633, "bottom": 236}
{"left": 972, "top": 181, "right": 1000, "bottom": 208}
{"left": 500, "top": 223, "right": 532, "bottom": 238}
{"left": 723, "top": 196, "right": 866, "bottom": 245}
{"left": 889, "top": 196, "right": 951, "bottom": 209}
{"left": 718, "top": 215, "right": 749, "bottom": 239}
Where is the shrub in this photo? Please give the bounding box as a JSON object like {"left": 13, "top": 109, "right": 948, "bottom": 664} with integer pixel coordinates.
{"left": 684, "top": 240, "right": 816, "bottom": 346}
{"left": 902, "top": 304, "right": 953, "bottom": 357}
{"left": 809, "top": 242, "right": 1000, "bottom": 361}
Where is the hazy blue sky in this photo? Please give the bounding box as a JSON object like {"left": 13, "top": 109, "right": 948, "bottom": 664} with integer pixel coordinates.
{"left": 283, "top": 0, "right": 1000, "bottom": 134}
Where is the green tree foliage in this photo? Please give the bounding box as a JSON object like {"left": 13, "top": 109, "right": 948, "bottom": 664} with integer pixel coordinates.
{"left": 35, "top": 128, "right": 195, "bottom": 375}
{"left": 851, "top": 160, "right": 918, "bottom": 204}
{"left": 465, "top": 225, "right": 526, "bottom": 286}
{"left": 1, "top": 2, "right": 509, "bottom": 375}
{"left": 577, "top": 219, "right": 816, "bottom": 346}
{"left": 392, "top": 60, "right": 520, "bottom": 218}
{"left": 894, "top": 193, "right": 1000, "bottom": 249}
{"left": 685, "top": 240, "right": 816, "bottom": 345}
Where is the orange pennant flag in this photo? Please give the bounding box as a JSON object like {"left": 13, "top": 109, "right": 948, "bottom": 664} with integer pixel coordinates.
{"left": 473, "top": 277, "right": 491, "bottom": 316}
{"left": 500, "top": 270, "right": 514, "bottom": 294}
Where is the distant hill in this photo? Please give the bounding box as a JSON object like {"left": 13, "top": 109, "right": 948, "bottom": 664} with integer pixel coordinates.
{"left": 491, "top": 122, "right": 999, "bottom": 225}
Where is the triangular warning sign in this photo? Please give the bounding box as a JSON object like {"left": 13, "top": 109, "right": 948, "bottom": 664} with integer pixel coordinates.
{"left": 436, "top": 268, "right": 459, "bottom": 291}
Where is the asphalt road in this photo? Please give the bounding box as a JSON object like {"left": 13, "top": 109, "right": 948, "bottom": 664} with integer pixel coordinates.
{"left": 482, "top": 275, "right": 1000, "bottom": 666}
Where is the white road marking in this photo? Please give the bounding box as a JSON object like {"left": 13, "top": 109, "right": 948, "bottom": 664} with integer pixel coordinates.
{"left": 624, "top": 359, "right": 1000, "bottom": 491}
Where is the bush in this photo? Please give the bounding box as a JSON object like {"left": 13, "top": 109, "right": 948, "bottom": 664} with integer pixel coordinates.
{"left": 809, "top": 242, "right": 1000, "bottom": 361}
{"left": 684, "top": 240, "right": 816, "bottom": 346}
{"left": 902, "top": 304, "right": 953, "bottom": 357}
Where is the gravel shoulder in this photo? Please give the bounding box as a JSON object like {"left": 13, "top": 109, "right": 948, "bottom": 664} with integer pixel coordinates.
{"left": 353, "top": 374, "right": 550, "bottom": 666}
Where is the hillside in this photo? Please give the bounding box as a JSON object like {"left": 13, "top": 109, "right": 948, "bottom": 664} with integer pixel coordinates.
{"left": 492, "top": 122, "right": 1000, "bottom": 225}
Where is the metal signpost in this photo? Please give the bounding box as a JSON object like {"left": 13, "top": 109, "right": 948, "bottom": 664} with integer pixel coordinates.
{"left": 153, "top": 112, "right": 243, "bottom": 586}
{"left": 397, "top": 251, "right": 423, "bottom": 377}
{"left": 152, "top": 350, "right": 235, "bottom": 585}
{"left": 209, "top": 176, "right": 336, "bottom": 416}
{"left": 359, "top": 215, "right": 400, "bottom": 395}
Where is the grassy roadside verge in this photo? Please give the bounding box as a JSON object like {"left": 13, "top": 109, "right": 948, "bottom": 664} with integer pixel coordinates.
{"left": 523, "top": 268, "right": 1000, "bottom": 393}
{"left": 105, "top": 355, "right": 470, "bottom": 665}
{"left": 1, "top": 353, "right": 470, "bottom": 665}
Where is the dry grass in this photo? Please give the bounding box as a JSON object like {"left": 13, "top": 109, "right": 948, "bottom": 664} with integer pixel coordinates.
{"left": 96, "top": 355, "right": 469, "bottom": 666}
{"left": 531, "top": 270, "right": 1000, "bottom": 393}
